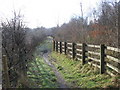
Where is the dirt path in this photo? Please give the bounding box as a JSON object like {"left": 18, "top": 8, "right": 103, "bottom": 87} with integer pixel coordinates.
{"left": 43, "top": 52, "right": 69, "bottom": 88}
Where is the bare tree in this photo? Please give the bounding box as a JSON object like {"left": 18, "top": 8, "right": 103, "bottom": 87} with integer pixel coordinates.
{"left": 2, "top": 12, "right": 28, "bottom": 87}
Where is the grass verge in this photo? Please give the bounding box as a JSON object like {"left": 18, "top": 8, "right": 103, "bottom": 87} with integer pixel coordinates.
{"left": 27, "top": 56, "right": 58, "bottom": 88}
{"left": 50, "top": 52, "right": 120, "bottom": 88}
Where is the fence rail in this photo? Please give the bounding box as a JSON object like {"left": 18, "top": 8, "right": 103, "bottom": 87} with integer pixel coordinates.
{"left": 53, "top": 40, "right": 120, "bottom": 76}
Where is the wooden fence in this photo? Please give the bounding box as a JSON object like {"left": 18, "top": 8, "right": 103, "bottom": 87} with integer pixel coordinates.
{"left": 53, "top": 40, "right": 120, "bottom": 76}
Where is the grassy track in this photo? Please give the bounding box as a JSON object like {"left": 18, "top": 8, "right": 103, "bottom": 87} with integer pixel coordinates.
{"left": 27, "top": 56, "right": 58, "bottom": 88}
{"left": 26, "top": 38, "right": 58, "bottom": 88}
{"left": 50, "top": 52, "right": 120, "bottom": 88}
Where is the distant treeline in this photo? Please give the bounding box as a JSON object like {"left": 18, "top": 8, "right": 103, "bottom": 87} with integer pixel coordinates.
{"left": 51, "top": 1, "right": 119, "bottom": 48}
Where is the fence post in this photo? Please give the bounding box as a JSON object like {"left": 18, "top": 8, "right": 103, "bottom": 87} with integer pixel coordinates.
{"left": 72, "top": 43, "right": 76, "bottom": 59}
{"left": 60, "top": 42, "right": 62, "bottom": 54}
{"left": 53, "top": 40, "right": 55, "bottom": 51}
{"left": 54, "top": 41, "right": 56, "bottom": 51}
{"left": 55, "top": 41, "right": 56, "bottom": 52}
{"left": 82, "top": 43, "right": 86, "bottom": 65}
{"left": 2, "top": 55, "right": 10, "bottom": 88}
{"left": 100, "top": 44, "right": 105, "bottom": 74}
{"left": 64, "top": 42, "right": 67, "bottom": 55}
{"left": 56, "top": 41, "right": 58, "bottom": 52}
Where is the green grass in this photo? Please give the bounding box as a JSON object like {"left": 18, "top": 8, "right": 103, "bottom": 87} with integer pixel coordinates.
{"left": 36, "top": 39, "right": 52, "bottom": 53}
{"left": 50, "top": 52, "right": 119, "bottom": 88}
{"left": 27, "top": 38, "right": 58, "bottom": 88}
{"left": 27, "top": 56, "right": 58, "bottom": 88}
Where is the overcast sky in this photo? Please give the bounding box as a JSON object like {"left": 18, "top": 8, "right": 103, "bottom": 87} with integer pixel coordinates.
{"left": 0, "top": 0, "right": 117, "bottom": 28}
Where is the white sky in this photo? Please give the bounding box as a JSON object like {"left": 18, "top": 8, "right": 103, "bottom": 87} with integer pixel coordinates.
{"left": 0, "top": 0, "right": 104, "bottom": 28}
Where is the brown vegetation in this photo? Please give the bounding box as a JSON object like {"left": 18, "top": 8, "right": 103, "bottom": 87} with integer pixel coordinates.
{"left": 52, "top": 1, "right": 119, "bottom": 47}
